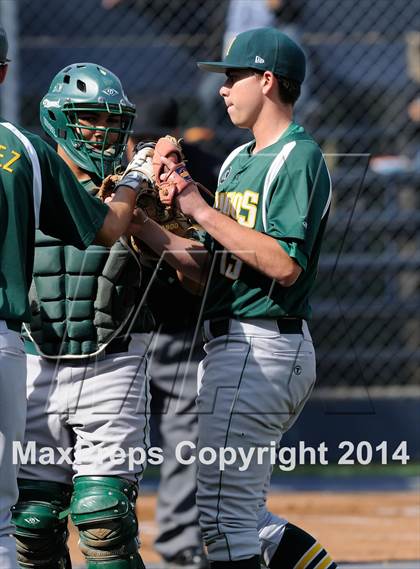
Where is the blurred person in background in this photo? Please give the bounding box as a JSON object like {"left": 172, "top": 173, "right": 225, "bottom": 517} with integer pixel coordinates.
{"left": 127, "top": 96, "right": 222, "bottom": 569}
{"left": 407, "top": 97, "right": 420, "bottom": 169}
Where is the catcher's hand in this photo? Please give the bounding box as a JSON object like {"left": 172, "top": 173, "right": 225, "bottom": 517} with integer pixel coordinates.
{"left": 152, "top": 135, "right": 195, "bottom": 206}
{"left": 126, "top": 141, "right": 155, "bottom": 181}
{"left": 114, "top": 141, "right": 155, "bottom": 193}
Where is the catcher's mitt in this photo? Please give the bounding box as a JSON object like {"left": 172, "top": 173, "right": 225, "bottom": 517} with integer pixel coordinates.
{"left": 96, "top": 173, "right": 121, "bottom": 202}
{"left": 152, "top": 135, "right": 195, "bottom": 205}
{"left": 131, "top": 186, "right": 197, "bottom": 266}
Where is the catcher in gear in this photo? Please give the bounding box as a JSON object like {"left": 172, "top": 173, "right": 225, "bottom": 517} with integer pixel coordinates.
{"left": 12, "top": 63, "right": 153, "bottom": 569}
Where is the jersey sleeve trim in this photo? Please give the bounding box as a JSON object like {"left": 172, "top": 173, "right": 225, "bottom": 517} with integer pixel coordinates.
{"left": 321, "top": 159, "right": 332, "bottom": 219}
{"left": 1, "top": 121, "right": 43, "bottom": 228}
{"left": 217, "top": 141, "right": 250, "bottom": 185}
{"left": 262, "top": 140, "right": 296, "bottom": 232}
{"left": 277, "top": 239, "right": 308, "bottom": 271}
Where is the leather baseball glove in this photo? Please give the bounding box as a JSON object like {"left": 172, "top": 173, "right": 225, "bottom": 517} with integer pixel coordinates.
{"left": 152, "top": 135, "right": 195, "bottom": 206}
{"left": 128, "top": 139, "right": 198, "bottom": 265}
{"left": 130, "top": 185, "right": 198, "bottom": 266}
{"left": 95, "top": 173, "right": 121, "bottom": 201}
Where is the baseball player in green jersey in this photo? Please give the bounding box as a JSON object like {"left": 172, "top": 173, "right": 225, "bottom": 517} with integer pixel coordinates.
{"left": 131, "top": 28, "right": 336, "bottom": 569}
{"left": 10, "top": 63, "right": 155, "bottom": 569}
{"left": 0, "top": 27, "right": 153, "bottom": 569}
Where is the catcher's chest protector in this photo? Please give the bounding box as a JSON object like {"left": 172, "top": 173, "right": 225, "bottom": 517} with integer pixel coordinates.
{"left": 25, "top": 230, "right": 142, "bottom": 357}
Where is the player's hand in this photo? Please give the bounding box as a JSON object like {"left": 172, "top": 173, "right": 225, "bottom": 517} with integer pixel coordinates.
{"left": 173, "top": 182, "right": 209, "bottom": 220}
{"left": 158, "top": 156, "right": 196, "bottom": 206}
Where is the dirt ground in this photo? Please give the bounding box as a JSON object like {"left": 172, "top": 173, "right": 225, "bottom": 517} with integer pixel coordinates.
{"left": 68, "top": 491, "right": 420, "bottom": 565}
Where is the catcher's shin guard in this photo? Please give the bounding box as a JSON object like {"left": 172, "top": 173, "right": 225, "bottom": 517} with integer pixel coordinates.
{"left": 268, "top": 523, "right": 337, "bottom": 569}
{"left": 70, "top": 476, "right": 145, "bottom": 568}
{"left": 12, "top": 478, "right": 72, "bottom": 568}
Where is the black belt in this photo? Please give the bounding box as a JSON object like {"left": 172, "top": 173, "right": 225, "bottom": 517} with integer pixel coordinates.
{"left": 5, "top": 319, "right": 22, "bottom": 333}
{"left": 208, "top": 318, "right": 303, "bottom": 338}
{"left": 105, "top": 337, "right": 131, "bottom": 355}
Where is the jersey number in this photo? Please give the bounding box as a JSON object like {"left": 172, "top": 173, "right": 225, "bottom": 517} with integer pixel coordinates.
{"left": 219, "top": 251, "right": 243, "bottom": 280}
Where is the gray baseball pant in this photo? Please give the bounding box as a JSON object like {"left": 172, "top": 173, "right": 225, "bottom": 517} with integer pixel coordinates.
{"left": 146, "top": 327, "right": 204, "bottom": 558}
{"left": 196, "top": 319, "right": 316, "bottom": 562}
{"left": 0, "top": 321, "right": 26, "bottom": 569}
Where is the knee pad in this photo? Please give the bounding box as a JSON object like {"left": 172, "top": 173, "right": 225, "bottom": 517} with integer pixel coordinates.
{"left": 268, "top": 523, "right": 336, "bottom": 569}
{"left": 70, "top": 476, "right": 145, "bottom": 569}
{"left": 12, "top": 478, "right": 72, "bottom": 568}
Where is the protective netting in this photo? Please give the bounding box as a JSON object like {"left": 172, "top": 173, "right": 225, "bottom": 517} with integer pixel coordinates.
{"left": 5, "top": 0, "right": 420, "bottom": 388}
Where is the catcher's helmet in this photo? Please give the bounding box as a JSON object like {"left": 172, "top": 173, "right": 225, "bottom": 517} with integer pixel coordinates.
{"left": 40, "top": 62, "right": 135, "bottom": 178}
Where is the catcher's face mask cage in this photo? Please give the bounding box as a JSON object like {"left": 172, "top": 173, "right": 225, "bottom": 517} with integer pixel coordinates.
{"left": 62, "top": 102, "right": 134, "bottom": 179}
{"left": 40, "top": 62, "right": 136, "bottom": 179}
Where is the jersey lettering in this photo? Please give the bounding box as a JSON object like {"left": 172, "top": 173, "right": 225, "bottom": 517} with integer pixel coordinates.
{"left": 231, "top": 193, "right": 243, "bottom": 218}
{"left": 237, "top": 190, "right": 258, "bottom": 228}
{"left": 218, "top": 193, "right": 231, "bottom": 216}
{"left": 0, "top": 145, "right": 22, "bottom": 173}
{"left": 215, "top": 190, "right": 259, "bottom": 228}
{"left": 226, "top": 192, "right": 237, "bottom": 217}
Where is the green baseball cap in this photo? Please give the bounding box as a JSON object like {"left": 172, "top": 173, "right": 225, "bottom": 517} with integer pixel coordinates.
{"left": 198, "top": 27, "right": 305, "bottom": 84}
{"left": 0, "top": 26, "right": 10, "bottom": 63}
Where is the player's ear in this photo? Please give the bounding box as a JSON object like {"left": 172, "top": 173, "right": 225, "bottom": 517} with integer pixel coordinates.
{"left": 261, "top": 70, "right": 276, "bottom": 95}
{"left": 261, "top": 71, "right": 277, "bottom": 95}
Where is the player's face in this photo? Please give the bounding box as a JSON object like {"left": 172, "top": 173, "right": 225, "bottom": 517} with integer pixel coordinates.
{"left": 219, "top": 69, "right": 264, "bottom": 129}
{"left": 76, "top": 111, "right": 122, "bottom": 149}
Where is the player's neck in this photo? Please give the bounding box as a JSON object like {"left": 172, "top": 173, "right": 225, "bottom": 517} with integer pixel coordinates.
{"left": 251, "top": 105, "right": 293, "bottom": 154}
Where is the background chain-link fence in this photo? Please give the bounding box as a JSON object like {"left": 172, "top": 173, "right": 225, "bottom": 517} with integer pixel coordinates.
{"left": 3, "top": 0, "right": 420, "bottom": 390}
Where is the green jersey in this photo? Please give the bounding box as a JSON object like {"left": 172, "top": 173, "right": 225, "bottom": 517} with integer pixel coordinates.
{"left": 203, "top": 123, "right": 331, "bottom": 320}
{"left": 0, "top": 120, "right": 108, "bottom": 329}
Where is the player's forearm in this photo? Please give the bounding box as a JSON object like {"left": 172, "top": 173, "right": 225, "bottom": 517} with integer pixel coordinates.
{"left": 131, "top": 213, "right": 210, "bottom": 283}
{"left": 195, "top": 206, "right": 301, "bottom": 286}
{"left": 94, "top": 187, "right": 137, "bottom": 246}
